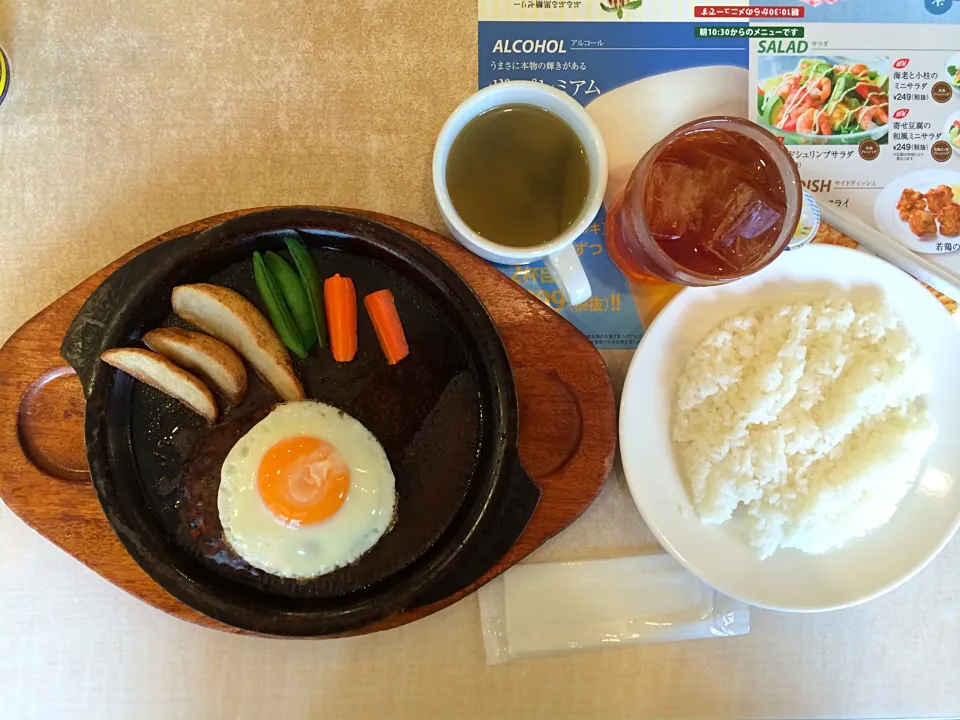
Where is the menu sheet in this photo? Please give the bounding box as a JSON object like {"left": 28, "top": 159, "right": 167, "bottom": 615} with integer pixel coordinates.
{"left": 747, "top": 0, "right": 960, "bottom": 286}
{"left": 477, "top": 0, "right": 960, "bottom": 348}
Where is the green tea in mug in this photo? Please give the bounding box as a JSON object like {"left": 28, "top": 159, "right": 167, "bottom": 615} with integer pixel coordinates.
{"left": 445, "top": 104, "right": 590, "bottom": 249}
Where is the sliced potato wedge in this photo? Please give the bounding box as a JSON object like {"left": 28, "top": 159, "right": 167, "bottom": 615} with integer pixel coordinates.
{"left": 143, "top": 327, "right": 248, "bottom": 406}
{"left": 101, "top": 348, "right": 218, "bottom": 422}
{"left": 171, "top": 283, "right": 305, "bottom": 402}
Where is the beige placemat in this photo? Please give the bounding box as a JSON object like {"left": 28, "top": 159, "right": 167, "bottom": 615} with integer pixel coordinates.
{"left": 2, "top": 2, "right": 959, "bottom": 718}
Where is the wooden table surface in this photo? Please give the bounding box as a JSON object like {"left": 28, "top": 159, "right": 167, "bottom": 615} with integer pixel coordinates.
{"left": 1, "top": 2, "right": 958, "bottom": 718}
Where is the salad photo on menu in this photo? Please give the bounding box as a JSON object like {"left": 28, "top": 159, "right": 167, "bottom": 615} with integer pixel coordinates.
{"left": 946, "top": 53, "right": 960, "bottom": 89}
{"left": 757, "top": 57, "right": 890, "bottom": 145}
{"left": 947, "top": 114, "right": 960, "bottom": 151}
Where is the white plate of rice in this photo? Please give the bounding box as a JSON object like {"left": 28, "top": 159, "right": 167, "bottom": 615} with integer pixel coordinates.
{"left": 620, "top": 244, "right": 960, "bottom": 611}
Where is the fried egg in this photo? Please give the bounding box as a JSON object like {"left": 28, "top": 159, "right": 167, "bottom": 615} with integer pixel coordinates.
{"left": 218, "top": 400, "right": 396, "bottom": 578}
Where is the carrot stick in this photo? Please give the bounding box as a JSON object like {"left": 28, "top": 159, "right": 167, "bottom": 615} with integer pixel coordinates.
{"left": 323, "top": 274, "right": 357, "bottom": 362}
{"left": 364, "top": 289, "right": 409, "bottom": 365}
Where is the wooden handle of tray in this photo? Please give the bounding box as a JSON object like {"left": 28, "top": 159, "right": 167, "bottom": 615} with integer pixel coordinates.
{"left": 16, "top": 366, "right": 90, "bottom": 482}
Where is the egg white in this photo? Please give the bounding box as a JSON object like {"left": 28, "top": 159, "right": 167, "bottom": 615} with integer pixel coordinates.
{"left": 218, "top": 401, "right": 396, "bottom": 579}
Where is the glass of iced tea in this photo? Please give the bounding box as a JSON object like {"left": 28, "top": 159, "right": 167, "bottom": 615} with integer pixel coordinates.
{"left": 605, "top": 117, "right": 802, "bottom": 286}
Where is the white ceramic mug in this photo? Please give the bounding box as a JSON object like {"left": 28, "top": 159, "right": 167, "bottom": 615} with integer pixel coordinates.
{"left": 433, "top": 81, "right": 607, "bottom": 307}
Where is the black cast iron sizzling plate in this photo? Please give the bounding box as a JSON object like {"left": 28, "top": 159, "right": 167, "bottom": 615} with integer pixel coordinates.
{"left": 61, "top": 208, "right": 541, "bottom": 636}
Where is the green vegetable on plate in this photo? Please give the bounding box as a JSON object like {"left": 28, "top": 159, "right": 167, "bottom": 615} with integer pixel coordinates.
{"left": 252, "top": 251, "right": 309, "bottom": 358}
{"left": 284, "top": 235, "right": 329, "bottom": 349}
{"left": 263, "top": 250, "right": 317, "bottom": 348}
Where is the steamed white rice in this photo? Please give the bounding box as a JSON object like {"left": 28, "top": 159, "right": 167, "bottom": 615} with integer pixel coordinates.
{"left": 673, "top": 295, "right": 937, "bottom": 559}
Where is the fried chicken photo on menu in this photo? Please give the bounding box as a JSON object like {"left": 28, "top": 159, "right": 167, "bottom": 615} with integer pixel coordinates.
{"left": 925, "top": 185, "right": 954, "bottom": 214}
{"left": 897, "top": 188, "right": 926, "bottom": 220}
{"left": 938, "top": 202, "right": 960, "bottom": 237}
{"left": 907, "top": 208, "right": 938, "bottom": 237}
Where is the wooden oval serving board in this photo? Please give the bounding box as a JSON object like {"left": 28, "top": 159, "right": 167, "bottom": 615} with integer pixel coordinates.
{"left": 0, "top": 208, "right": 616, "bottom": 636}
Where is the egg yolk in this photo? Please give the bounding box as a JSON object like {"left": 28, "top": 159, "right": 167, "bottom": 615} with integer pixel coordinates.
{"left": 257, "top": 436, "right": 350, "bottom": 526}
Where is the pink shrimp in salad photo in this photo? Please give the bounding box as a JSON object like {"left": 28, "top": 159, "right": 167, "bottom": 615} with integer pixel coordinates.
{"left": 757, "top": 56, "right": 891, "bottom": 145}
